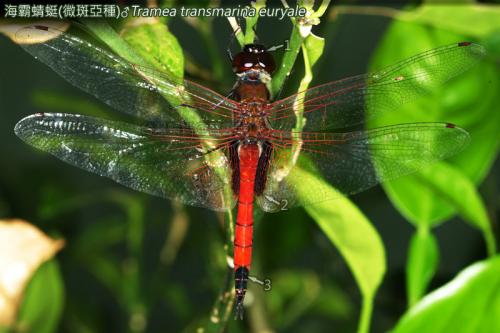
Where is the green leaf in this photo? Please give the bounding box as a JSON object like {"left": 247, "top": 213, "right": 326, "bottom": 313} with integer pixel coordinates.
{"left": 306, "top": 189, "right": 384, "bottom": 298}
{"left": 393, "top": 256, "right": 500, "bottom": 333}
{"left": 82, "top": 20, "right": 221, "bottom": 148}
{"left": 121, "top": 21, "right": 184, "bottom": 78}
{"left": 369, "top": 20, "right": 500, "bottom": 227}
{"left": 416, "top": 164, "right": 496, "bottom": 255}
{"left": 291, "top": 167, "right": 386, "bottom": 333}
{"left": 406, "top": 229, "right": 439, "bottom": 307}
{"left": 304, "top": 33, "right": 325, "bottom": 69}
{"left": 82, "top": 20, "right": 146, "bottom": 67}
{"left": 16, "top": 260, "right": 64, "bottom": 333}
{"left": 398, "top": 5, "right": 500, "bottom": 39}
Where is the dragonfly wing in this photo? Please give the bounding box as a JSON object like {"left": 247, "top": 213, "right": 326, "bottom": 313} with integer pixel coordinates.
{"left": 269, "top": 42, "right": 485, "bottom": 131}
{"left": 15, "top": 25, "right": 238, "bottom": 128}
{"left": 257, "top": 123, "right": 470, "bottom": 212}
{"left": 14, "top": 113, "right": 236, "bottom": 210}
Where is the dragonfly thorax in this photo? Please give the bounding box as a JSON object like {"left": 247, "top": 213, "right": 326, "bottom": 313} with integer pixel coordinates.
{"left": 235, "top": 115, "right": 270, "bottom": 142}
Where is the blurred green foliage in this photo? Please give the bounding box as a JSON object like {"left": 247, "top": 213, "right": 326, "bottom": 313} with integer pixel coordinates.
{"left": 369, "top": 4, "right": 500, "bottom": 321}
{"left": 17, "top": 261, "right": 64, "bottom": 333}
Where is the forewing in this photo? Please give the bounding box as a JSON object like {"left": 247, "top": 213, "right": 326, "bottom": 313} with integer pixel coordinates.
{"left": 257, "top": 123, "right": 470, "bottom": 212}
{"left": 269, "top": 42, "right": 485, "bottom": 131}
{"left": 15, "top": 25, "right": 239, "bottom": 128}
{"left": 14, "top": 113, "right": 236, "bottom": 210}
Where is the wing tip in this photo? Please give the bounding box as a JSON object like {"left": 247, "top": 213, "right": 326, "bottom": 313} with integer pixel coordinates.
{"left": 457, "top": 41, "right": 486, "bottom": 58}
{"left": 444, "top": 122, "right": 471, "bottom": 152}
{"left": 14, "top": 113, "right": 49, "bottom": 139}
{"left": 14, "top": 114, "right": 36, "bottom": 137}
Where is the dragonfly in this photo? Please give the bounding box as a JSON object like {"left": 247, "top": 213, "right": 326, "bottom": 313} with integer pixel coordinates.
{"left": 13, "top": 24, "right": 484, "bottom": 318}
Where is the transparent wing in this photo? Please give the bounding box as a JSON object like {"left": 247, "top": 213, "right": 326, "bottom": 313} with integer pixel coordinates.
{"left": 14, "top": 113, "right": 237, "bottom": 210}
{"left": 269, "top": 42, "right": 485, "bottom": 131}
{"left": 257, "top": 123, "right": 470, "bottom": 212}
{"left": 15, "top": 25, "right": 240, "bottom": 128}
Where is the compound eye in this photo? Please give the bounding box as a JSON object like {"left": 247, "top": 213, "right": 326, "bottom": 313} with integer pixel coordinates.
{"left": 232, "top": 52, "right": 258, "bottom": 73}
{"left": 233, "top": 44, "right": 275, "bottom": 73}
{"left": 259, "top": 52, "right": 276, "bottom": 73}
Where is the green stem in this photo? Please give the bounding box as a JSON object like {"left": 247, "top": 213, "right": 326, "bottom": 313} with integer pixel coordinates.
{"left": 202, "top": 211, "right": 235, "bottom": 333}
{"left": 201, "top": 268, "right": 234, "bottom": 333}
{"left": 243, "top": 0, "right": 266, "bottom": 45}
{"left": 270, "top": 25, "right": 304, "bottom": 97}
{"left": 406, "top": 224, "right": 439, "bottom": 308}
{"left": 315, "top": 0, "right": 332, "bottom": 17}
{"left": 227, "top": 17, "right": 245, "bottom": 47}
{"left": 112, "top": 194, "right": 146, "bottom": 333}
{"left": 357, "top": 295, "right": 374, "bottom": 333}
{"left": 484, "top": 229, "right": 497, "bottom": 257}
{"left": 296, "top": 43, "right": 313, "bottom": 124}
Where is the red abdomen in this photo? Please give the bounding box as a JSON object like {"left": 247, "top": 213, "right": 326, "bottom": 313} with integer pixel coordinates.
{"left": 234, "top": 143, "right": 260, "bottom": 311}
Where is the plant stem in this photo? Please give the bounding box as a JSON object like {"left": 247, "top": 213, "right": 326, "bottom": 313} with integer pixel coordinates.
{"left": 357, "top": 295, "right": 374, "bottom": 333}
{"left": 270, "top": 25, "right": 304, "bottom": 97}
{"left": 227, "top": 17, "right": 245, "bottom": 46}
{"left": 484, "top": 230, "right": 497, "bottom": 257}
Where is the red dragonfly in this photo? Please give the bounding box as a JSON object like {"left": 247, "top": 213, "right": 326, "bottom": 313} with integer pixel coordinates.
{"left": 13, "top": 25, "right": 484, "bottom": 317}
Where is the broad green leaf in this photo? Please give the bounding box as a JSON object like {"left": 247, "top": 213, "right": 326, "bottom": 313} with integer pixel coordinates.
{"left": 393, "top": 256, "right": 500, "bottom": 333}
{"left": 369, "top": 20, "right": 500, "bottom": 227}
{"left": 416, "top": 163, "right": 496, "bottom": 254}
{"left": 16, "top": 260, "right": 64, "bottom": 333}
{"left": 121, "top": 20, "right": 184, "bottom": 78}
{"left": 398, "top": 5, "right": 500, "bottom": 38}
{"left": 406, "top": 229, "right": 439, "bottom": 307}
{"left": 82, "top": 20, "right": 146, "bottom": 67}
{"left": 292, "top": 167, "right": 385, "bottom": 333}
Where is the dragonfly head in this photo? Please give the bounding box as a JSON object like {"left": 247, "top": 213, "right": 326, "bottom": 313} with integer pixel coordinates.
{"left": 232, "top": 44, "right": 276, "bottom": 76}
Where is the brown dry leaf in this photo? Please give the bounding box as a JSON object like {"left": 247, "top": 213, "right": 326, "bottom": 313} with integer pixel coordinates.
{"left": 0, "top": 219, "right": 64, "bottom": 327}
{"left": 0, "top": 20, "right": 69, "bottom": 44}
